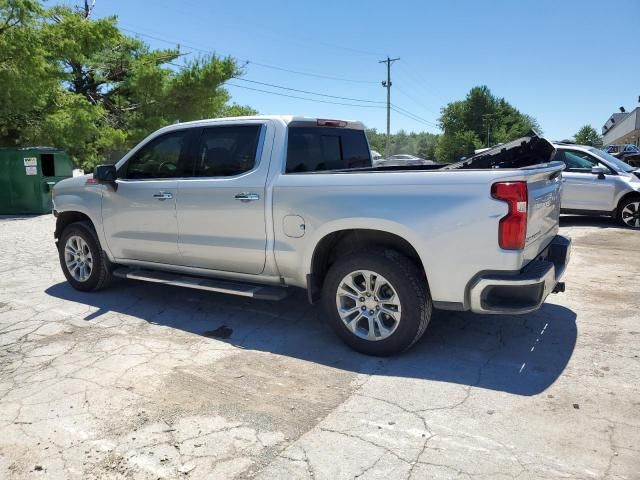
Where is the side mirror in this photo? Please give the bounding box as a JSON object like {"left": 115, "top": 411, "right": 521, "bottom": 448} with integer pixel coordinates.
{"left": 591, "top": 166, "right": 606, "bottom": 179}
{"left": 94, "top": 164, "right": 117, "bottom": 187}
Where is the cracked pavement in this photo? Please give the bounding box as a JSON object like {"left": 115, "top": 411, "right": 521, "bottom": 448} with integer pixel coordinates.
{"left": 0, "top": 214, "right": 639, "bottom": 479}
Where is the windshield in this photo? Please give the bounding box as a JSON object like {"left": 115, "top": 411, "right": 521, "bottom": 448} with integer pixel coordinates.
{"left": 589, "top": 148, "right": 635, "bottom": 173}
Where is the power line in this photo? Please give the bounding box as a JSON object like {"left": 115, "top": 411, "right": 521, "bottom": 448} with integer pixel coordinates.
{"left": 120, "top": 26, "right": 378, "bottom": 84}
{"left": 225, "top": 83, "right": 386, "bottom": 109}
{"left": 172, "top": 63, "right": 436, "bottom": 129}
{"left": 395, "top": 85, "right": 441, "bottom": 117}
{"left": 245, "top": 61, "right": 378, "bottom": 84}
{"left": 391, "top": 104, "right": 438, "bottom": 127}
{"left": 229, "top": 83, "right": 438, "bottom": 128}
{"left": 390, "top": 106, "right": 438, "bottom": 129}
{"left": 122, "top": 26, "right": 438, "bottom": 130}
{"left": 170, "top": 60, "right": 380, "bottom": 105}
{"left": 156, "top": 0, "right": 385, "bottom": 59}
{"left": 169, "top": 62, "right": 435, "bottom": 130}
{"left": 398, "top": 61, "right": 445, "bottom": 97}
{"left": 233, "top": 78, "right": 385, "bottom": 104}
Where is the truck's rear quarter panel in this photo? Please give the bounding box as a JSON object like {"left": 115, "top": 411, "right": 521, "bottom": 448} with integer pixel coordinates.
{"left": 272, "top": 157, "right": 564, "bottom": 308}
{"left": 272, "top": 169, "right": 547, "bottom": 306}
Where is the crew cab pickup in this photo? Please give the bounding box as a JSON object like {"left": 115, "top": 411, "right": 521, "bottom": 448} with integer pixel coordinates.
{"left": 52, "top": 116, "right": 571, "bottom": 355}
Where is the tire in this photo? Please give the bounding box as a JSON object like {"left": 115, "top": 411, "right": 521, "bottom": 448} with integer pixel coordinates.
{"left": 321, "top": 247, "right": 432, "bottom": 356}
{"left": 618, "top": 197, "right": 640, "bottom": 229}
{"left": 58, "top": 221, "right": 114, "bottom": 291}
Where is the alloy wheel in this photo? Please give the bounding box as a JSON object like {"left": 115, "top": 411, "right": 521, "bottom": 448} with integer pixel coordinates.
{"left": 335, "top": 270, "right": 401, "bottom": 341}
{"left": 621, "top": 201, "right": 640, "bottom": 228}
{"left": 64, "top": 235, "right": 93, "bottom": 282}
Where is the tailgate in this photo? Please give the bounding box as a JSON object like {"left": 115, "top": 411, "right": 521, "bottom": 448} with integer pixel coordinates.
{"left": 522, "top": 164, "right": 564, "bottom": 263}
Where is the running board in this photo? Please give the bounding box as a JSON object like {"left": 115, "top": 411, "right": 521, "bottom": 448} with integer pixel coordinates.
{"left": 112, "top": 267, "right": 288, "bottom": 300}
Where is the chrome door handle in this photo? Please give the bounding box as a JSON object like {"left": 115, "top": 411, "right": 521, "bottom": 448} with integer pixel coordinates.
{"left": 153, "top": 192, "right": 173, "bottom": 200}
{"left": 234, "top": 192, "right": 260, "bottom": 202}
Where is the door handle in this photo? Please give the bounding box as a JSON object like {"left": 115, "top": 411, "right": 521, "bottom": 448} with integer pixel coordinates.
{"left": 153, "top": 192, "right": 173, "bottom": 200}
{"left": 234, "top": 192, "right": 260, "bottom": 202}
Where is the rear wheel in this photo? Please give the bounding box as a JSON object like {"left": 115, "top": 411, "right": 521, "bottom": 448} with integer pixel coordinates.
{"left": 58, "top": 222, "right": 113, "bottom": 291}
{"left": 321, "top": 248, "right": 432, "bottom": 356}
{"left": 618, "top": 198, "right": 640, "bottom": 229}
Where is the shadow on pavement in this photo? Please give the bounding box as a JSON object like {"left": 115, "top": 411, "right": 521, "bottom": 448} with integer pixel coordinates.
{"left": 46, "top": 279, "right": 577, "bottom": 397}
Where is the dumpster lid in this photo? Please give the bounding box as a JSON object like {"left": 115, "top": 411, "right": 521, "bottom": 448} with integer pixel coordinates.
{"left": 0, "top": 146, "right": 63, "bottom": 152}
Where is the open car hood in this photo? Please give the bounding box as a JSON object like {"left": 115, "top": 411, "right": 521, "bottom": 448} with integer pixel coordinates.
{"left": 443, "top": 131, "right": 557, "bottom": 170}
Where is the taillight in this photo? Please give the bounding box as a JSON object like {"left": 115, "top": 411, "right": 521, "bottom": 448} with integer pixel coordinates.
{"left": 491, "top": 181, "right": 528, "bottom": 250}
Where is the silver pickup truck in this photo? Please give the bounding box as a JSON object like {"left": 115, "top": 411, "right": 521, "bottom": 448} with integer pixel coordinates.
{"left": 52, "top": 116, "right": 571, "bottom": 355}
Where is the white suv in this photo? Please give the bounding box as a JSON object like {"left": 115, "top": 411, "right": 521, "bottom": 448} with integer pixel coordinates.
{"left": 554, "top": 142, "right": 640, "bottom": 228}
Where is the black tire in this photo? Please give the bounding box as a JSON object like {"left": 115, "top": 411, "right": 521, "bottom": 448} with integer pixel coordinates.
{"left": 617, "top": 197, "right": 640, "bottom": 230}
{"left": 58, "top": 221, "right": 114, "bottom": 291}
{"left": 321, "top": 247, "right": 432, "bottom": 356}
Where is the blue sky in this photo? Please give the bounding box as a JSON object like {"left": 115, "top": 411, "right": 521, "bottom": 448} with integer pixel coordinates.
{"left": 91, "top": 0, "right": 640, "bottom": 139}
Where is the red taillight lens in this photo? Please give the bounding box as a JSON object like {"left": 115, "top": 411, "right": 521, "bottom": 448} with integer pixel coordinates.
{"left": 491, "top": 181, "right": 528, "bottom": 250}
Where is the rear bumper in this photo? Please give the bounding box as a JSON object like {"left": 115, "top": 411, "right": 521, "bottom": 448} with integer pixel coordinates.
{"left": 468, "top": 235, "right": 571, "bottom": 314}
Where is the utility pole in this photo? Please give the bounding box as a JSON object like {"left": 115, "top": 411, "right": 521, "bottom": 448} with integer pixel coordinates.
{"left": 379, "top": 56, "right": 400, "bottom": 156}
{"left": 482, "top": 113, "right": 496, "bottom": 147}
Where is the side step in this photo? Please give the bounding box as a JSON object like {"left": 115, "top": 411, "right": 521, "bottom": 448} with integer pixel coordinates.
{"left": 112, "top": 267, "right": 288, "bottom": 300}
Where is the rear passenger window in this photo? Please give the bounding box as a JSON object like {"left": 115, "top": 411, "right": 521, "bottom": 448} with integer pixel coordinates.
{"left": 192, "top": 125, "right": 261, "bottom": 177}
{"left": 561, "top": 150, "right": 612, "bottom": 173}
{"left": 286, "top": 127, "right": 371, "bottom": 173}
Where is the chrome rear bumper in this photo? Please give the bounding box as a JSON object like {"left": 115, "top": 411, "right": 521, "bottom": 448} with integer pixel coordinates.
{"left": 469, "top": 235, "right": 571, "bottom": 314}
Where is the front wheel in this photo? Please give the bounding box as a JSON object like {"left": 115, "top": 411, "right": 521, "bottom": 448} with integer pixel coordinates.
{"left": 58, "top": 222, "right": 113, "bottom": 291}
{"left": 321, "top": 248, "right": 432, "bottom": 356}
{"left": 618, "top": 197, "right": 640, "bottom": 229}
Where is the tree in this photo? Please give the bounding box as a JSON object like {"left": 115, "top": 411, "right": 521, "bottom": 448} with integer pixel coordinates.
{"left": 365, "top": 128, "right": 439, "bottom": 160}
{"left": 435, "top": 86, "right": 540, "bottom": 162}
{"left": 415, "top": 132, "right": 437, "bottom": 160}
{"left": 574, "top": 125, "right": 603, "bottom": 147}
{"left": 435, "top": 130, "right": 481, "bottom": 163}
{"left": 0, "top": 0, "right": 40, "bottom": 34}
{"left": 0, "top": 1, "right": 255, "bottom": 170}
{"left": 0, "top": 0, "right": 59, "bottom": 141}
{"left": 365, "top": 128, "right": 386, "bottom": 154}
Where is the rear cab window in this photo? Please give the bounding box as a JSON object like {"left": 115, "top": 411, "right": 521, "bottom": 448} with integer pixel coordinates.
{"left": 285, "top": 126, "right": 371, "bottom": 173}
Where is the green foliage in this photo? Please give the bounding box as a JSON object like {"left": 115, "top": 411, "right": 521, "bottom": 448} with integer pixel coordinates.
{"left": 435, "top": 86, "right": 541, "bottom": 162}
{"left": 435, "top": 130, "right": 481, "bottom": 163}
{"left": 366, "top": 128, "right": 439, "bottom": 160}
{"left": 573, "top": 125, "right": 603, "bottom": 147}
{"left": 0, "top": 1, "right": 255, "bottom": 170}
{"left": 0, "top": 0, "right": 40, "bottom": 33}
{"left": 0, "top": 0, "right": 58, "bottom": 139}
{"left": 365, "top": 128, "right": 386, "bottom": 153}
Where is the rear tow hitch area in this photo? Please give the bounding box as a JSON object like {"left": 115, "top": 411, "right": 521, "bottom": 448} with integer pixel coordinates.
{"left": 552, "top": 282, "right": 565, "bottom": 294}
{"left": 468, "top": 235, "right": 571, "bottom": 314}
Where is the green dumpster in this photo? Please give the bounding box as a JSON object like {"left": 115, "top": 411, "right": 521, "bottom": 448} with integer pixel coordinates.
{"left": 0, "top": 147, "right": 74, "bottom": 214}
